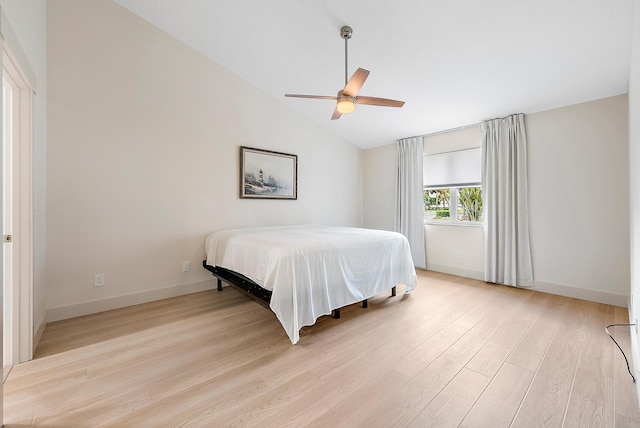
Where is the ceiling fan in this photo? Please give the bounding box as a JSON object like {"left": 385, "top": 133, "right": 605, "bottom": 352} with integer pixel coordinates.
{"left": 285, "top": 26, "right": 405, "bottom": 120}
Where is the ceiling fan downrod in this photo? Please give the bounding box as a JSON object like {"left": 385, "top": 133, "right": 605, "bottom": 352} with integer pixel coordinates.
{"left": 340, "top": 26, "right": 353, "bottom": 87}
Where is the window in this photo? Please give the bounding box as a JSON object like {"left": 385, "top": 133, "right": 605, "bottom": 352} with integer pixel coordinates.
{"left": 424, "top": 186, "right": 483, "bottom": 223}
{"left": 423, "top": 148, "right": 483, "bottom": 224}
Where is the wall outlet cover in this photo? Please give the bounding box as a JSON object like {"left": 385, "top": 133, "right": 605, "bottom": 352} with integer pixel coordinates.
{"left": 94, "top": 273, "right": 105, "bottom": 287}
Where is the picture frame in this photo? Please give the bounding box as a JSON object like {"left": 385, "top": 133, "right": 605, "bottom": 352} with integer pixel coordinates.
{"left": 240, "top": 146, "right": 298, "bottom": 200}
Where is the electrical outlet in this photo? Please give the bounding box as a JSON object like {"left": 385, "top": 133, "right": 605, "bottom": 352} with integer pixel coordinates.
{"left": 182, "top": 261, "right": 191, "bottom": 272}
{"left": 94, "top": 273, "right": 105, "bottom": 287}
{"left": 455, "top": 250, "right": 462, "bottom": 258}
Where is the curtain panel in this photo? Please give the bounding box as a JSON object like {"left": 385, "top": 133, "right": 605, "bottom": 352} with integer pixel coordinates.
{"left": 394, "top": 136, "right": 426, "bottom": 269}
{"left": 482, "top": 114, "right": 534, "bottom": 287}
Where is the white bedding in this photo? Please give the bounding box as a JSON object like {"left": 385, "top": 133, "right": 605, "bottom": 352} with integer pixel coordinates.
{"left": 205, "top": 225, "right": 417, "bottom": 344}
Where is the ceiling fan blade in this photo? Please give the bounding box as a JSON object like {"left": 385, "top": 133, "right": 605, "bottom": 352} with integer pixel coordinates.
{"left": 342, "top": 68, "right": 370, "bottom": 97}
{"left": 285, "top": 94, "right": 338, "bottom": 100}
{"left": 355, "top": 96, "right": 405, "bottom": 108}
{"left": 331, "top": 107, "right": 342, "bottom": 120}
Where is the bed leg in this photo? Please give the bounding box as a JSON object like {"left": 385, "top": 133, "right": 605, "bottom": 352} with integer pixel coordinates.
{"left": 333, "top": 308, "right": 341, "bottom": 319}
{"left": 217, "top": 278, "right": 222, "bottom": 292}
{"left": 362, "top": 299, "right": 368, "bottom": 309}
{"left": 391, "top": 286, "right": 397, "bottom": 297}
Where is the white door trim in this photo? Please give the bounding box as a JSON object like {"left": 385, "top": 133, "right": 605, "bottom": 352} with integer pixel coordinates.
{"left": 0, "top": 6, "right": 35, "bottom": 365}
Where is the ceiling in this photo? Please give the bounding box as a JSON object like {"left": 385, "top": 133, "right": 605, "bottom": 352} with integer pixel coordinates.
{"left": 114, "top": 0, "right": 633, "bottom": 149}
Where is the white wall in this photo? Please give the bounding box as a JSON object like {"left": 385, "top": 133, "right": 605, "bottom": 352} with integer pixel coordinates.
{"left": 363, "top": 95, "right": 629, "bottom": 306}
{"left": 628, "top": 0, "right": 640, "bottom": 405}
{"left": 46, "top": 0, "right": 362, "bottom": 320}
{"left": 362, "top": 144, "right": 395, "bottom": 231}
{"left": 527, "top": 95, "right": 629, "bottom": 305}
{"left": 423, "top": 126, "right": 480, "bottom": 155}
{"left": 0, "top": 0, "right": 47, "bottom": 340}
{"left": 424, "top": 224, "right": 484, "bottom": 279}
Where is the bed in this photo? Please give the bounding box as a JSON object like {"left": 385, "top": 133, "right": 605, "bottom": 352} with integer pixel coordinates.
{"left": 203, "top": 225, "right": 417, "bottom": 344}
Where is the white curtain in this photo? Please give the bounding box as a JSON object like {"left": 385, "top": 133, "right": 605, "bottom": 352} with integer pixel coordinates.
{"left": 482, "top": 114, "right": 533, "bottom": 287}
{"left": 395, "top": 136, "right": 426, "bottom": 269}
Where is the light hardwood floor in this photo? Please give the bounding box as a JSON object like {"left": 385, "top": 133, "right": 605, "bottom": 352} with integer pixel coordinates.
{"left": 4, "top": 270, "right": 640, "bottom": 427}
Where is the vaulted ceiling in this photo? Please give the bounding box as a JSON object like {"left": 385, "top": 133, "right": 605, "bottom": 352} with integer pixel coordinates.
{"left": 114, "top": 0, "right": 633, "bottom": 149}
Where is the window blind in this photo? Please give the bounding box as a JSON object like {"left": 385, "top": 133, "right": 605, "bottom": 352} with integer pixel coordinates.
{"left": 423, "top": 147, "right": 481, "bottom": 187}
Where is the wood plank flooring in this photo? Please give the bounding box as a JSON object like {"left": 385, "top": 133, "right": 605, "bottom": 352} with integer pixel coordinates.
{"left": 4, "top": 270, "right": 640, "bottom": 427}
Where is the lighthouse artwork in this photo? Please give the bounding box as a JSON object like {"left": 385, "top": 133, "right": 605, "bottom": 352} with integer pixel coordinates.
{"left": 240, "top": 146, "right": 298, "bottom": 200}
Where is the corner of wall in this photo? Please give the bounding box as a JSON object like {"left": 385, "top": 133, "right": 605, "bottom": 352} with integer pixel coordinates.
{"left": 628, "top": 0, "right": 640, "bottom": 412}
{"left": 629, "top": 0, "right": 640, "bottom": 412}
{"left": 33, "top": 312, "right": 47, "bottom": 355}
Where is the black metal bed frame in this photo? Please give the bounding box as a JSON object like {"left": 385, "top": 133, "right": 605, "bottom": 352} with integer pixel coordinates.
{"left": 202, "top": 261, "right": 396, "bottom": 319}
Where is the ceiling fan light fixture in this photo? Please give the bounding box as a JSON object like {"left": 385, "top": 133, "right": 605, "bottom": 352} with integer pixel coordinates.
{"left": 337, "top": 97, "right": 356, "bottom": 114}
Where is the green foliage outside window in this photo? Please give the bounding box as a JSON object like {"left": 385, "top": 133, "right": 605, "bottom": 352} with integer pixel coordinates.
{"left": 423, "top": 188, "right": 450, "bottom": 209}
{"left": 424, "top": 186, "right": 483, "bottom": 222}
{"left": 458, "top": 187, "right": 483, "bottom": 221}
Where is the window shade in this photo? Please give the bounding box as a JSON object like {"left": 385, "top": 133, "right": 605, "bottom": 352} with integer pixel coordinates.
{"left": 423, "top": 147, "right": 481, "bottom": 187}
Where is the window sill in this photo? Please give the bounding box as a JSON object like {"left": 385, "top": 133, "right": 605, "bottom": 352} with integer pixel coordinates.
{"left": 423, "top": 220, "right": 484, "bottom": 228}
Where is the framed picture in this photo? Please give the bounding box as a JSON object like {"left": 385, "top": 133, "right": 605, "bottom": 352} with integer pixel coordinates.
{"left": 240, "top": 146, "right": 297, "bottom": 199}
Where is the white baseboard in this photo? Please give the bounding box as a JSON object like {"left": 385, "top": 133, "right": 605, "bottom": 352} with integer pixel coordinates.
{"left": 426, "top": 263, "right": 484, "bottom": 281}
{"left": 532, "top": 280, "right": 627, "bottom": 308}
{"left": 426, "top": 264, "right": 627, "bottom": 308}
{"left": 47, "top": 279, "right": 217, "bottom": 322}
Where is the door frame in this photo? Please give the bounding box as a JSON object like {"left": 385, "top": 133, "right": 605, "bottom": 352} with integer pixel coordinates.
{"left": 0, "top": 6, "right": 36, "bottom": 368}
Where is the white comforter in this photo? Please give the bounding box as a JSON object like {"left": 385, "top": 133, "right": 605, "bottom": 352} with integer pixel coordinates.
{"left": 205, "top": 225, "right": 417, "bottom": 344}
